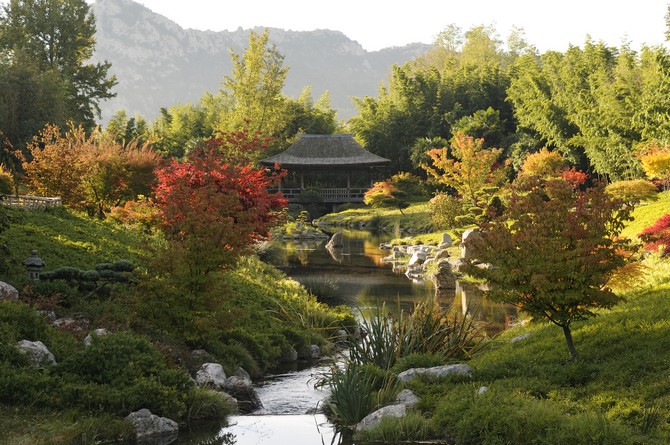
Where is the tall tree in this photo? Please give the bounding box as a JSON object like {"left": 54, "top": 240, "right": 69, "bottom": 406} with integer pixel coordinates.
{"left": 350, "top": 24, "right": 517, "bottom": 173}
{"left": 219, "top": 29, "right": 288, "bottom": 135}
{"left": 0, "top": 0, "right": 116, "bottom": 132}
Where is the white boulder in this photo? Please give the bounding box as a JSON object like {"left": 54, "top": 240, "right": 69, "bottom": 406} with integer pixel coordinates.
{"left": 16, "top": 340, "right": 56, "bottom": 367}
{"left": 397, "top": 364, "right": 473, "bottom": 383}
{"left": 0, "top": 281, "right": 19, "bottom": 301}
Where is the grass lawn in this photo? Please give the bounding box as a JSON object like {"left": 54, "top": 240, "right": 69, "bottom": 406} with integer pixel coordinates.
{"left": 620, "top": 191, "right": 670, "bottom": 240}
{"left": 410, "top": 256, "right": 670, "bottom": 444}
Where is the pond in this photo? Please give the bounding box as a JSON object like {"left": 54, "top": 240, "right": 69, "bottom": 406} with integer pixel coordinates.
{"left": 172, "top": 229, "right": 517, "bottom": 445}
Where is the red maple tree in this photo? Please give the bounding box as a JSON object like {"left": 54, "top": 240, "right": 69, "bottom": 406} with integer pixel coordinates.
{"left": 154, "top": 133, "right": 286, "bottom": 277}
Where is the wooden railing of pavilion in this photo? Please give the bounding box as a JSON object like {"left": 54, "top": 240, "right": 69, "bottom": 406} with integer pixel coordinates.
{"left": 0, "top": 195, "right": 62, "bottom": 210}
{"left": 271, "top": 188, "right": 368, "bottom": 203}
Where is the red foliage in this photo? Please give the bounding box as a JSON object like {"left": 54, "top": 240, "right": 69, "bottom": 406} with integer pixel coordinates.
{"left": 154, "top": 141, "right": 286, "bottom": 274}
{"left": 638, "top": 214, "right": 670, "bottom": 257}
{"left": 561, "top": 168, "right": 589, "bottom": 188}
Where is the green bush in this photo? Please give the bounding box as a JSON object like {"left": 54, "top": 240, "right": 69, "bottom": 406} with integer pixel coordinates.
{"left": 53, "top": 332, "right": 192, "bottom": 417}
{"left": 0, "top": 301, "right": 51, "bottom": 342}
{"left": 429, "top": 194, "right": 465, "bottom": 230}
{"left": 355, "top": 412, "right": 434, "bottom": 443}
{"left": 185, "top": 387, "right": 237, "bottom": 422}
{"left": 0, "top": 363, "right": 54, "bottom": 405}
{"left": 58, "top": 332, "right": 174, "bottom": 385}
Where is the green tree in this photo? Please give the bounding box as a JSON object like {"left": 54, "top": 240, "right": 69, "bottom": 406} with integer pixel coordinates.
{"left": 423, "top": 133, "right": 506, "bottom": 205}
{"left": 0, "top": 55, "right": 67, "bottom": 147}
{"left": 466, "top": 176, "right": 631, "bottom": 358}
{"left": 219, "top": 29, "right": 288, "bottom": 135}
{"left": 350, "top": 24, "right": 517, "bottom": 173}
{"left": 0, "top": 0, "right": 116, "bottom": 130}
{"left": 151, "top": 103, "right": 211, "bottom": 158}
{"left": 105, "top": 110, "right": 151, "bottom": 146}
{"left": 508, "top": 40, "right": 670, "bottom": 180}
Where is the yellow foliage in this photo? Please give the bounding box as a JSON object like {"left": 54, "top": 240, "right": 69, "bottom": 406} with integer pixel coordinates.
{"left": 520, "top": 147, "right": 566, "bottom": 179}
{"left": 636, "top": 141, "right": 670, "bottom": 188}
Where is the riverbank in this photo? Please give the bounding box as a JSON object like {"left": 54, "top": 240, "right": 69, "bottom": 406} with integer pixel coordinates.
{"left": 401, "top": 253, "right": 670, "bottom": 444}
{"left": 314, "top": 193, "right": 670, "bottom": 444}
{"left": 0, "top": 207, "right": 354, "bottom": 444}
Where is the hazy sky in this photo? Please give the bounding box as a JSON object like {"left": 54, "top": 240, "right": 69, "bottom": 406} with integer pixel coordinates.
{"left": 122, "top": 0, "right": 668, "bottom": 52}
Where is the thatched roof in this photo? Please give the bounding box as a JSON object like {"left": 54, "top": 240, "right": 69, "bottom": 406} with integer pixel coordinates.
{"left": 260, "top": 134, "right": 390, "bottom": 168}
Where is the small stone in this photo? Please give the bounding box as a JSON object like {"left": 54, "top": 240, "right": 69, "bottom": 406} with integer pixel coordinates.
{"left": 355, "top": 404, "right": 406, "bottom": 432}
{"left": 326, "top": 232, "right": 344, "bottom": 249}
{"left": 234, "top": 367, "right": 251, "bottom": 381}
{"left": 434, "top": 249, "right": 450, "bottom": 261}
{"left": 84, "top": 328, "right": 109, "bottom": 346}
{"left": 439, "top": 233, "right": 453, "bottom": 249}
{"left": 395, "top": 389, "right": 420, "bottom": 407}
{"left": 408, "top": 251, "right": 427, "bottom": 266}
{"left": 461, "top": 228, "right": 481, "bottom": 260}
{"left": 477, "top": 386, "right": 489, "bottom": 395}
{"left": 125, "top": 409, "right": 178, "bottom": 439}
{"left": 511, "top": 333, "right": 533, "bottom": 343}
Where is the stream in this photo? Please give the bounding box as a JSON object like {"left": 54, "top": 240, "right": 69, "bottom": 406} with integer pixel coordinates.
{"left": 172, "top": 230, "right": 516, "bottom": 445}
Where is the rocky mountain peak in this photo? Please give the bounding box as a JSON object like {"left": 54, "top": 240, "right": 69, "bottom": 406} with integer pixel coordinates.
{"left": 89, "top": 0, "right": 430, "bottom": 123}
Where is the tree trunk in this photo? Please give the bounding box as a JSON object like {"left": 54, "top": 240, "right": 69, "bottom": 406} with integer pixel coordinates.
{"left": 562, "top": 325, "right": 578, "bottom": 359}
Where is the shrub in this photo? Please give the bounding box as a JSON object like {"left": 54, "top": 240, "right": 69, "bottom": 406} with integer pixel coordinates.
{"left": 428, "top": 194, "right": 465, "bottom": 230}
{"left": 638, "top": 214, "right": 670, "bottom": 257}
{"left": 520, "top": 147, "right": 566, "bottom": 179}
{"left": 58, "top": 332, "right": 190, "bottom": 388}
{"left": 0, "top": 301, "right": 51, "bottom": 343}
{"left": 107, "top": 196, "right": 161, "bottom": 231}
{"left": 355, "top": 412, "right": 434, "bottom": 443}
{"left": 605, "top": 179, "right": 659, "bottom": 205}
{"left": 184, "top": 387, "right": 237, "bottom": 422}
{"left": 0, "top": 165, "right": 13, "bottom": 194}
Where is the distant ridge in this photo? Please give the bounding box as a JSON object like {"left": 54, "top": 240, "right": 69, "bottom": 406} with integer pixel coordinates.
{"left": 90, "top": 0, "right": 431, "bottom": 124}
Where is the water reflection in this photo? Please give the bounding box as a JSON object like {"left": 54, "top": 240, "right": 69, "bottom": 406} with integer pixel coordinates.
{"left": 453, "top": 281, "right": 520, "bottom": 336}
{"left": 270, "top": 230, "right": 436, "bottom": 314}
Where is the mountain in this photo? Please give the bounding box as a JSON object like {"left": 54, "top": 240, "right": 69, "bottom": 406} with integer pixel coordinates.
{"left": 90, "top": 0, "right": 431, "bottom": 125}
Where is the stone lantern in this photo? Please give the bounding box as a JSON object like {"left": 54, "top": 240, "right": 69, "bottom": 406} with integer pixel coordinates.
{"left": 24, "top": 250, "right": 45, "bottom": 281}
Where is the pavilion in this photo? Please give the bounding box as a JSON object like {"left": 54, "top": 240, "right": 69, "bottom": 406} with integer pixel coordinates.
{"left": 260, "top": 134, "right": 391, "bottom": 204}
